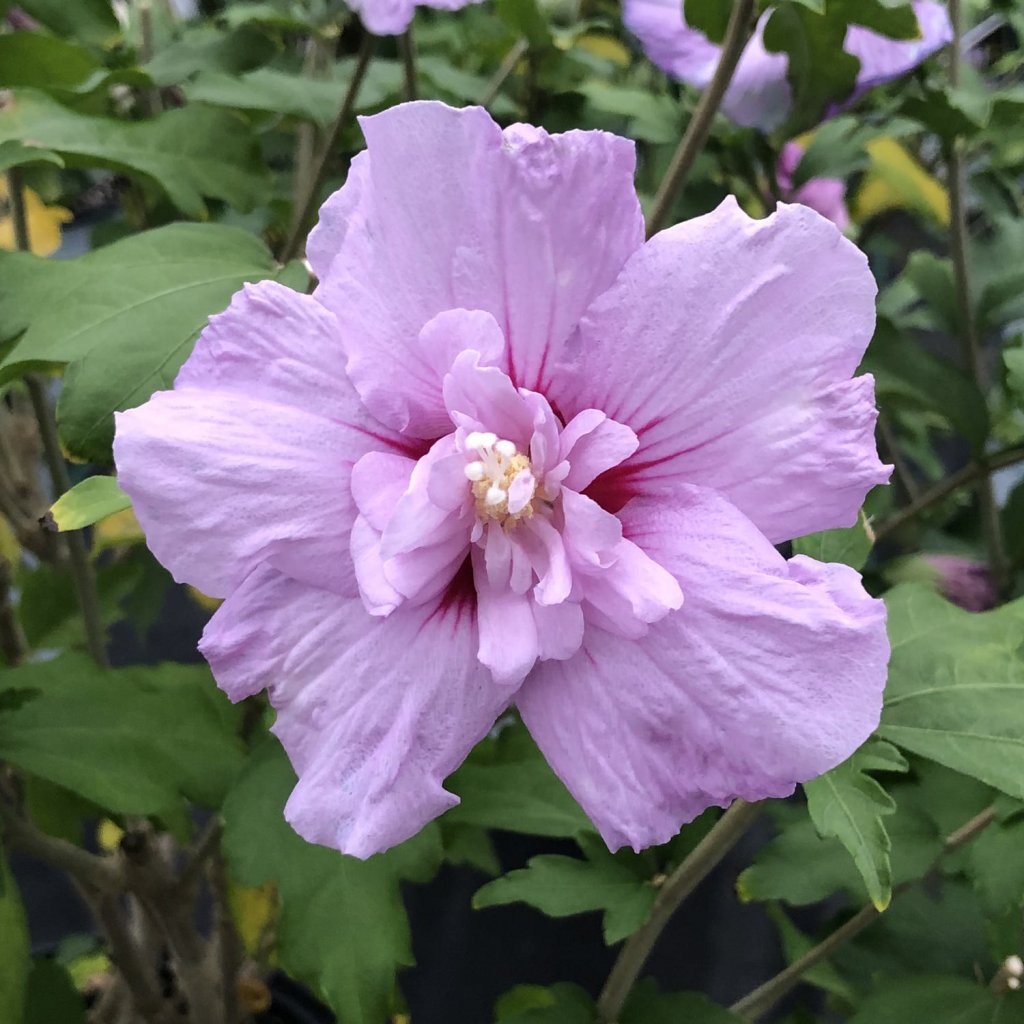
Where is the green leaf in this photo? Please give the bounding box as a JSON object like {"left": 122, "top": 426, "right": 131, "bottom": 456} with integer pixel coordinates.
{"left": 965, "top": 814, "right": 1024, "bottom": 915}
{"left": 495, "top": 983, "right": 595, "bottom": 1023}
{"left": 22, "top": 959, "right": 86, "bottom": 1024}
{"left": 47, "top": 476, "right": 131, "bottom": 532}
{"left": 474, "top": 834, "right": 655, "bottom": 944}
{"left": 683, "top": 0, "right": 734, "bottom": 43}
{"left": 0, "top": 90, "right": 268, "bottom": 217}
{"left": 803, "top": 741, "right": 909, "bottom": 911}
{"left": 830, "top": 0, "right": 919, "bottom": 39}
{"left": 446, "top": 723, "right": 593, "bottom": 839}
{"left": 17, "top": 0, "right": 119, "bottom": 46}
{"left": 1005, "top": 349, "right": 1024, "bottom": 407}
{"left": 145, "top": 23, "right": 280, "bottom": 86}
{"left": 221, "top": 738, "right": 442, "bottom": 1024}
{"left": 0, "top": 223, "right": 302, "bottom": 463}
{"left": 764, "top": 904, "right": 857, "bottom": 1003}
{"left": 792, "top": 116, "right": 876, "bottom": 188}
{"left": 902, "top": 76, "right": 994, "bottom": 141}
{"left": 763, "top": 4, "right": 860, "bottom": 133}
{"left": 0, "top": 32, "right": 100, "bottom": 91}
{"left": 879, "top": 585, "right": 1024, "bottom": 801}
{"left": 792, "top": 510, "right": 874, "bottom": 570}
{"left": 0, "top": 654, "right": 244, "bottom": 814}
{"left": 0, "top": 140, "right": 64, "bottom": 173}
{"left": 621, "top": 979, "right": 744, "bottom": 1023}
{"left": 495, "top": 0, "right": 552, "bottom": 50}
{"left": 848, "top": 976, "right": 1017, "bottom": 1024}
{"left": 0, "top": 850, "right": 29, "bottom": 1024}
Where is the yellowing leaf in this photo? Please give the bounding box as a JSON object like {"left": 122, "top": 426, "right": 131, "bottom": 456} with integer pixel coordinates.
{"left": 188, "top": 587, "right": 223, "bottom": 612}
{"left": 853, "top": 137, "right": 950, "bottom": 227}
{"left": 229, "top": 882, "right": 277, "bottom": 956}
{"left": 0, "top": 518, "right": 19, "bottom": 567}
{"left": 47, "top": 476, "right": 131, "bottom": 532}
{"left": 0, "top": 177, "right": 71, "bottom": 257}
{"left": 575, "top": 34, "right": 630, "bottom": 67}
{"left": 93, "top": 507, "right": 144, "bottom": 552}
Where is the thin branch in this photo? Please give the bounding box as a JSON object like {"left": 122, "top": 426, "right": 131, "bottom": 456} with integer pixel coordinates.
{"left": 0, "top": 799, "right": 122, "bottom": 894}
{"left": 645, "top": 0, "right": 757, "bottom": 238}
{"left": 178, "top": 816, "right": 222, "bottom": 893}
{"left": 947, "top": 0, "right": 1008, "bottom": 596}
{"left": 0, "top": 557, "right": 27, "bottom": 666}
{"left": 874, "top": 445, "right": 1024, "bottom": 542}
{"left": 596, "top": 800, "right": 763, "bottom": 1023}
{"left": 480, "top": 37, "right": 528, "bottom": 108}
{"left": 279, "top": 30, "right": 377, "bottom": 264}
{"left": 730, "top": 805, "right": 996, "bottom": 1021}
{"left": 399, "top": 28, "right": 417, "bottom": 101}
{"left": 26, "top": 375, "right": 109, "bottom": 668}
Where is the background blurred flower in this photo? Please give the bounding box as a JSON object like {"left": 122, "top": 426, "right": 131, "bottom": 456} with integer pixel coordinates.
{"left": 776, "top": 140, "right": 849, "bottom": 231}
{"left": 623, "top": 0, "right": 952, "bottom": 131}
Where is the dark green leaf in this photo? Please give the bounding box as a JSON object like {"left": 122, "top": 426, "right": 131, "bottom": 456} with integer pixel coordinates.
{"left": 792, "top": 511, "right": 874, "bottom": 570}
{"left": 0, "top": 32, "right": 100, "bottom": 91}
{"left": 763, "top": 5, "right": 859, "bottom": 133}
{"left": 221, "top": 738, "right": 443, "bottom": 1024}
{"left": 0, "top": 223, "right": 301, "bottom": 463}
{"left": 621, "top": 979, "right": 744, "bottom": 1023}
{"left": 764, "top": 904, "right": 856, "bottom": 1003}
{"left": 22, "top": 959, "right": 86, "bottom": 1024}
{"left": 17, "top": 0, "right": 119, "bottom": 46}
{"left": 879, "top": 586, "right": 1024, "bottom": 801}
{"left": 848, "top": 975, "right": 1014, "bottom": 1024}
{"left": 495, "top": 0, "right": 552, "bottom": 50}
{"left": 803, "top": 741, "right": 908, "bottom": 910}
{"left": 830, "top": 0, "right": 919, "bottom": 39}
{"left": 495, "top": 982, "right": 595, "bottom": 1022}
{"left": 965, "top": 815, "right": 1024, "bottom": 915}
{"left": 145, "top": 23, "right": 280, "bottom": 86}
{"left": 0, "top": 850, "right": 29, "bottom": 1023}
{"left": 0, "top": 90, "right": 268, "bottom": 217}
{"left": 474, "top": 834, "right": 655, "bottom": 944}
{"left": 0, "top": 654, "right": 244, "bottom": 814}
{"left": 792, "top": 116, "right": 876, "bottom": 188}
{"left": 0, "top": 140, "right": 64, "bottom": 172}
{"left": 446, "top": 724, "right": 593, "bottom": 839}
{"left": 683, "top": 0, "right": 734, "bottom": 43}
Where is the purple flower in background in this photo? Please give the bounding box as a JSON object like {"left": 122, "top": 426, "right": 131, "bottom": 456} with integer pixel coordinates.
{"left": 920, "top": 555, "right": 996, "bottom": 611}
{"left": 349, "top": 0, "right": 480, "bottom": 36}
{"left": 623, "top": 0, "right": 952, "bottom": 130}
{"left": 115, "top": 103, "right": 891, "bottom": 858}
{"left": 776, "top": 141, "right": 849, "bottom": 231}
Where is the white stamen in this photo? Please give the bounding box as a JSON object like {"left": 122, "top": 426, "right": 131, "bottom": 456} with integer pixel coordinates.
{"left": 494, "top": 438, "right": 517, "bottom": 458}
{"left": 485, "top": 485, "right": 505, "bottom": 506}
{"left": 466, "top": 430, "right": 497, "bottom": 450}
{"left": 464, "top": 461, "right": 486, "bottom": 482}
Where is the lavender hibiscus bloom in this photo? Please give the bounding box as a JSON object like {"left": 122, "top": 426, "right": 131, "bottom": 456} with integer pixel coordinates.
{"left": 624, "top": 0, "right": 952, "bottom": 131}
{"left": 349, "top": 0, "right": 479, "bottom": 36}
{"left": 115, "top": 102, "right": 891, "bottom": 858}
{"left": 776, "top": 141, "right": 849, "bottom": 230}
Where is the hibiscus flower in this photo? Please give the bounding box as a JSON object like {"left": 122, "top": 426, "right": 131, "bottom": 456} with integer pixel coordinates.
{"left": 348, "top": 0, "right": 480, "bottom": 37}
{"left": 115, "top": 102, "right": 891, "bottom": 858}
{"left": 623, "top": 0, "right": 952, "bottom": 131}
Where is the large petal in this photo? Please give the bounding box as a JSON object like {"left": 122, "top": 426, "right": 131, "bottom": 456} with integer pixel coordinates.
{"left": 115, "top": 281, "right": 411, "bottom": 598}
{"left": 311, "top": 101, "right": 644, "bottom": 433}
{"left": 517, "top": 489, "right": 889, "bottom": 852}
{"left": 551, "top": 197, "right": 889, "bottom": 543}
{"left": 200, "top": 564, "right": 517, "bottom": 858}
{"left": 844, "top": 2, "right": 951, "bottom": 98}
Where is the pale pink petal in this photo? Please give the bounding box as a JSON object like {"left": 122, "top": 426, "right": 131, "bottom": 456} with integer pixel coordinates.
{"left": 346, "top": 0, "right": 416, "bottom": 35}
{"left": 350, "top": 515, "right": 402, "bottom": 616}
{"left": 516, "top": 516, "right": 572, "bottom": 606}
{"left": 472, "top": 548, "right": 539, "bottom": 685}
{"left": 312, "top": 102, "right": 643, "bottom": 432}
{"left": 553, "top": 198, "right": 889, "bottom": 544}
{"left": 559, "top": 488, "right": 621, "bottom": 569}
{"left": 533, "top": 599, "right": 585, "bottom": 662}
{"left": 351, "top": 451, "right": 415, "bottom": 532}
{"left": 443, "top": 350, "right": 534, "bottom": 445}
{"left": 517, "top": 488, "right": 889, "bottom": 852}
{"left": 559, "top": 413, "right": 639, "bottom": 492}
{"left": 117, "top": 391, "right": 360, "bottom": 599}
{"left": 200, "top": 564, "right": 516, "bottom": 858}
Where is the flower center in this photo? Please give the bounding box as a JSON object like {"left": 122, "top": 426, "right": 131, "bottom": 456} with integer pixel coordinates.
{"left": 463, "top": 431, "right": 536, "bottom": 525}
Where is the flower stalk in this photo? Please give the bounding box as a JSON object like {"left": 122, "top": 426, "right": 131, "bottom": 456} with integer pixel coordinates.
{"left": 646, "top": 0, "right": 758, "bottom": 238}
{"left": 596, "top": 800, "right": 763, "bottom": 1023}
{"left": 400, "top": 28, "right": 418, "bottom": 100}
{"left": 946, "top": 0, "right": 1009, "bottom": 597}
{"left": 280, "top": 30, "right": 378, "bottom": 264}
{"left": 5, "top": 168, "right": 109, "bottom": 669}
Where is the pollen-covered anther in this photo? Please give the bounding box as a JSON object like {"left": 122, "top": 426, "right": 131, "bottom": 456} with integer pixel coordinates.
{"left": 463, "top": 433, "right": 536, "bottom": 525}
